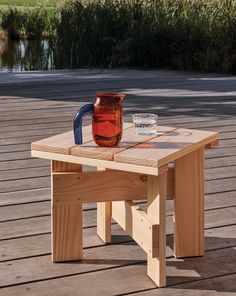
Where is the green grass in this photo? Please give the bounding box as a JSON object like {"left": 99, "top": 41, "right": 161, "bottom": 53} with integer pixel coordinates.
{"left": 0, "top": 0, "right": 60, "bottom": 11}
{"left": 0, "top": 0, "right": 58, "bottom": 6}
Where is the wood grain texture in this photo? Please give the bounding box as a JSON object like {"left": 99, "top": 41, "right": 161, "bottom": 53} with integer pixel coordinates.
{"left": 205, "top": 139, "right": 219, "bottom": 149}
{"left": 1, "top": 250, "right": 236, "bottom": 295}
{"left": 96, "top": 167, "right": 111, "bottom": 243}
{"left": 147, "top": 174, "right": 166, "bottom": 287}
{"left": 174, "top": 148, "right": 205, "bottom": 258}
{"left": 166, "top": 167, "right": 174, "bottom": 199}
{"left": 32, "top": 150, "right": 160, "bottom": 175}
{"left": 1, "top": 210, "right": 236, "bottom": 262}
{"left": 0, "top": 223, "right": 129, "bottom": 262}
{"left": 114, "top": 128, "right": 219, "bottom": 167}
{"left": 71, "top": 124, "right": 160, "bottom": 160}
{"left": 1, "top": 126, "right": 72, "bottom": 140}
{"left": 51, "top": 161, "right": 83, "bottom": 262}
{"left": 112, "top": 200, "right": 159, "bottom": 257}
{"left": 51, "top": 203, "right": 83, "bottom": 262}
{"left": 52, "top": 170, "right": 147, "bottom": 203}
{"left": 51, "top": 160, "right": 82, "bottom": 172}
{"left": 2, "top": 201, "right": 236, "bottom": 243}
{"left": 0, "top": 241, "right": 148, "bottom": 288}
{"left": 32, "top": 123, "right": 132, "bottom": 157}
{"left": 97, "top": 201, "right": 111, "bottom": 243}
{"left": 31, "top": 125, "right": 93, "bottom": 155}
{"left": 2, "top": 69, "right": 235, "bottom": 295}
{"left": 32, "top": 131, "right": 75, "bottom": 155}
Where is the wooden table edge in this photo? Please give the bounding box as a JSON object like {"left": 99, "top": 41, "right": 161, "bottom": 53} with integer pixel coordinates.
{"left": 157, "top": 132, "right": 220, "bottom": 167}
{"left": 31, "top": 150, "right": 159, "bottom": 176}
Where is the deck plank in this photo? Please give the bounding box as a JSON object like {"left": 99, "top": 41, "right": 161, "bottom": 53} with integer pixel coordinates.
{"left": 1, "top": 222, "right": 235, "bottom": 262}
{"left": 0, "top": 247, "right": 235, "bottom": 294}
{"left": 0, "top": 166, "right": 50, "bottom": 181}
{"left": 0, "top": 69, "right": 235, "bottom": 294}
{"left": 1, "top": 205, "right": 235, "bottom": 244}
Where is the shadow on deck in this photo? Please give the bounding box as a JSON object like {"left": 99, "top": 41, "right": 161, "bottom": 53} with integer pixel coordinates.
{"left": 0, "top": 69, "right": 235, "bottom": 295}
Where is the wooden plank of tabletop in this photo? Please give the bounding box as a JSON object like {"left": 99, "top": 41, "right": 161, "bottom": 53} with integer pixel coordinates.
{"left": 31, "top": 127, "right": 90, "bottom": 155}
{"left": 31, "top": 123, "right": 133, "bottom": 155}
{"left": 114, "top": 128, "right": 219, "bottom": 167}
{"left": 71, "top": 126, "right": 176, "bottom": 161}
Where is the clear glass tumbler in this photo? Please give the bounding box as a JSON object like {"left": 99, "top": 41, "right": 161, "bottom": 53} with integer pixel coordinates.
{"left": 133, "top": 113, "right": 158, "bottom": 135}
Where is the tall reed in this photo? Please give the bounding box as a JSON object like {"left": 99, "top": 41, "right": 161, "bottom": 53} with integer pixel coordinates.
{"left": 54, "top": 0, "right": 236, "bottom": 73}
{"left": 1, "top": 0, "right": 236, "bottom": 73}
{"left": 0, "top": 3, "right": 58, "bottom": 40}
{"left": 1, "top": 7, "right": 26, "bottom": 40}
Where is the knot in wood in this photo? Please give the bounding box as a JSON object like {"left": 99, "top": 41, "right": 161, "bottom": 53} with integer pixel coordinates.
{"left": 140, "top": 175, "right": 147, "bottom": 182}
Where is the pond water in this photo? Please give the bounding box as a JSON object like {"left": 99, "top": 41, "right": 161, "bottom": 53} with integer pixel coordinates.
{"left": 0, "top": 38, "right": 56, "bottom": 71}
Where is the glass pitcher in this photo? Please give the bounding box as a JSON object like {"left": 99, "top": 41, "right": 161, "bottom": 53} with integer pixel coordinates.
{"left": 74, "top": 92, "right": 125, "bottom": 147}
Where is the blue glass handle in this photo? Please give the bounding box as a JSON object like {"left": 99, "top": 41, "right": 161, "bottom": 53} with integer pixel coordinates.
{"left": 74, "top": 103, "right": 94, "bottom": 144}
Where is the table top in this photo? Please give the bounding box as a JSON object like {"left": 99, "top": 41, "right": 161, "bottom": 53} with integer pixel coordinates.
{"left": 31, "top": 123, "right": 219, "bottom": 175}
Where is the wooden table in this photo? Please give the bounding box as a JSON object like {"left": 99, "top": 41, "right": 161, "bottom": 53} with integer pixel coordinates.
{"left": 31, "top": 123, "right": 219, "bottom": 287}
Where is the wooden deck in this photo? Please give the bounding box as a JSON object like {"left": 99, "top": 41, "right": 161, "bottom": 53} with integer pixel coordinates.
{"left": 0, "top": 69, "right": 236, "bottom": 295}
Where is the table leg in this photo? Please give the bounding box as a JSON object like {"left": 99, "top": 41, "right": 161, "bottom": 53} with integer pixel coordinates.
{"left": 96, "top": 167, "right": 111, "bottom": 243}
{"left": 174, "top": 148, "right": 205, "bottom": 258}
{"left": 147, "top": 174, "right": 166, "bottom": 287}
{"left": 97, "top": 202, "right": 111, "bottom": 243}
{"left": 51, "top": 160, "right": 83, "bottom": 262}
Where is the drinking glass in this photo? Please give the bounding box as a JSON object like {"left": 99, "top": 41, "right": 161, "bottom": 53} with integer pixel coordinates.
{"left": 133, "top": 113, "right": 158, "bottom": 135}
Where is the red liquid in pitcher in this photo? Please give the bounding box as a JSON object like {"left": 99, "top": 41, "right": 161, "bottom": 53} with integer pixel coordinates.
{"left": 92, "top": 94, "right": 123, "bottom": 147}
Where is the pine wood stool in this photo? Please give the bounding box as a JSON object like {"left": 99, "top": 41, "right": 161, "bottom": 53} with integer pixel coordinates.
{"left": 31, "top": 123, "right": 219, "bottom": 287}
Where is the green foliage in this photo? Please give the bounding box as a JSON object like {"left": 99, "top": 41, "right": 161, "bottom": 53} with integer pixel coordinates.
{"left": 1, "top": 7, "right": 26, "bottom": 40}
{"left": 54, "top": 0, "right": 236, "bottom": 73}
{"left": 24, "top": 8, "right": 47, "bottom": 39}
{"left": 0, "top": 2, "right": 59, "bottom": 39}
{"left": 0, "top": 0, "right": 58, "bottom": 8}
{"left": 2, "top": 0, "right": 236, "bottom": 73}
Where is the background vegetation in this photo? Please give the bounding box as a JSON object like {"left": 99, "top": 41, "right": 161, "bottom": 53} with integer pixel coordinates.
{"left": 0, "top": 0, "right": 57, "bottom": 8}
{"left": 1, "top": 0, "right": 236, "bottom": 73}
